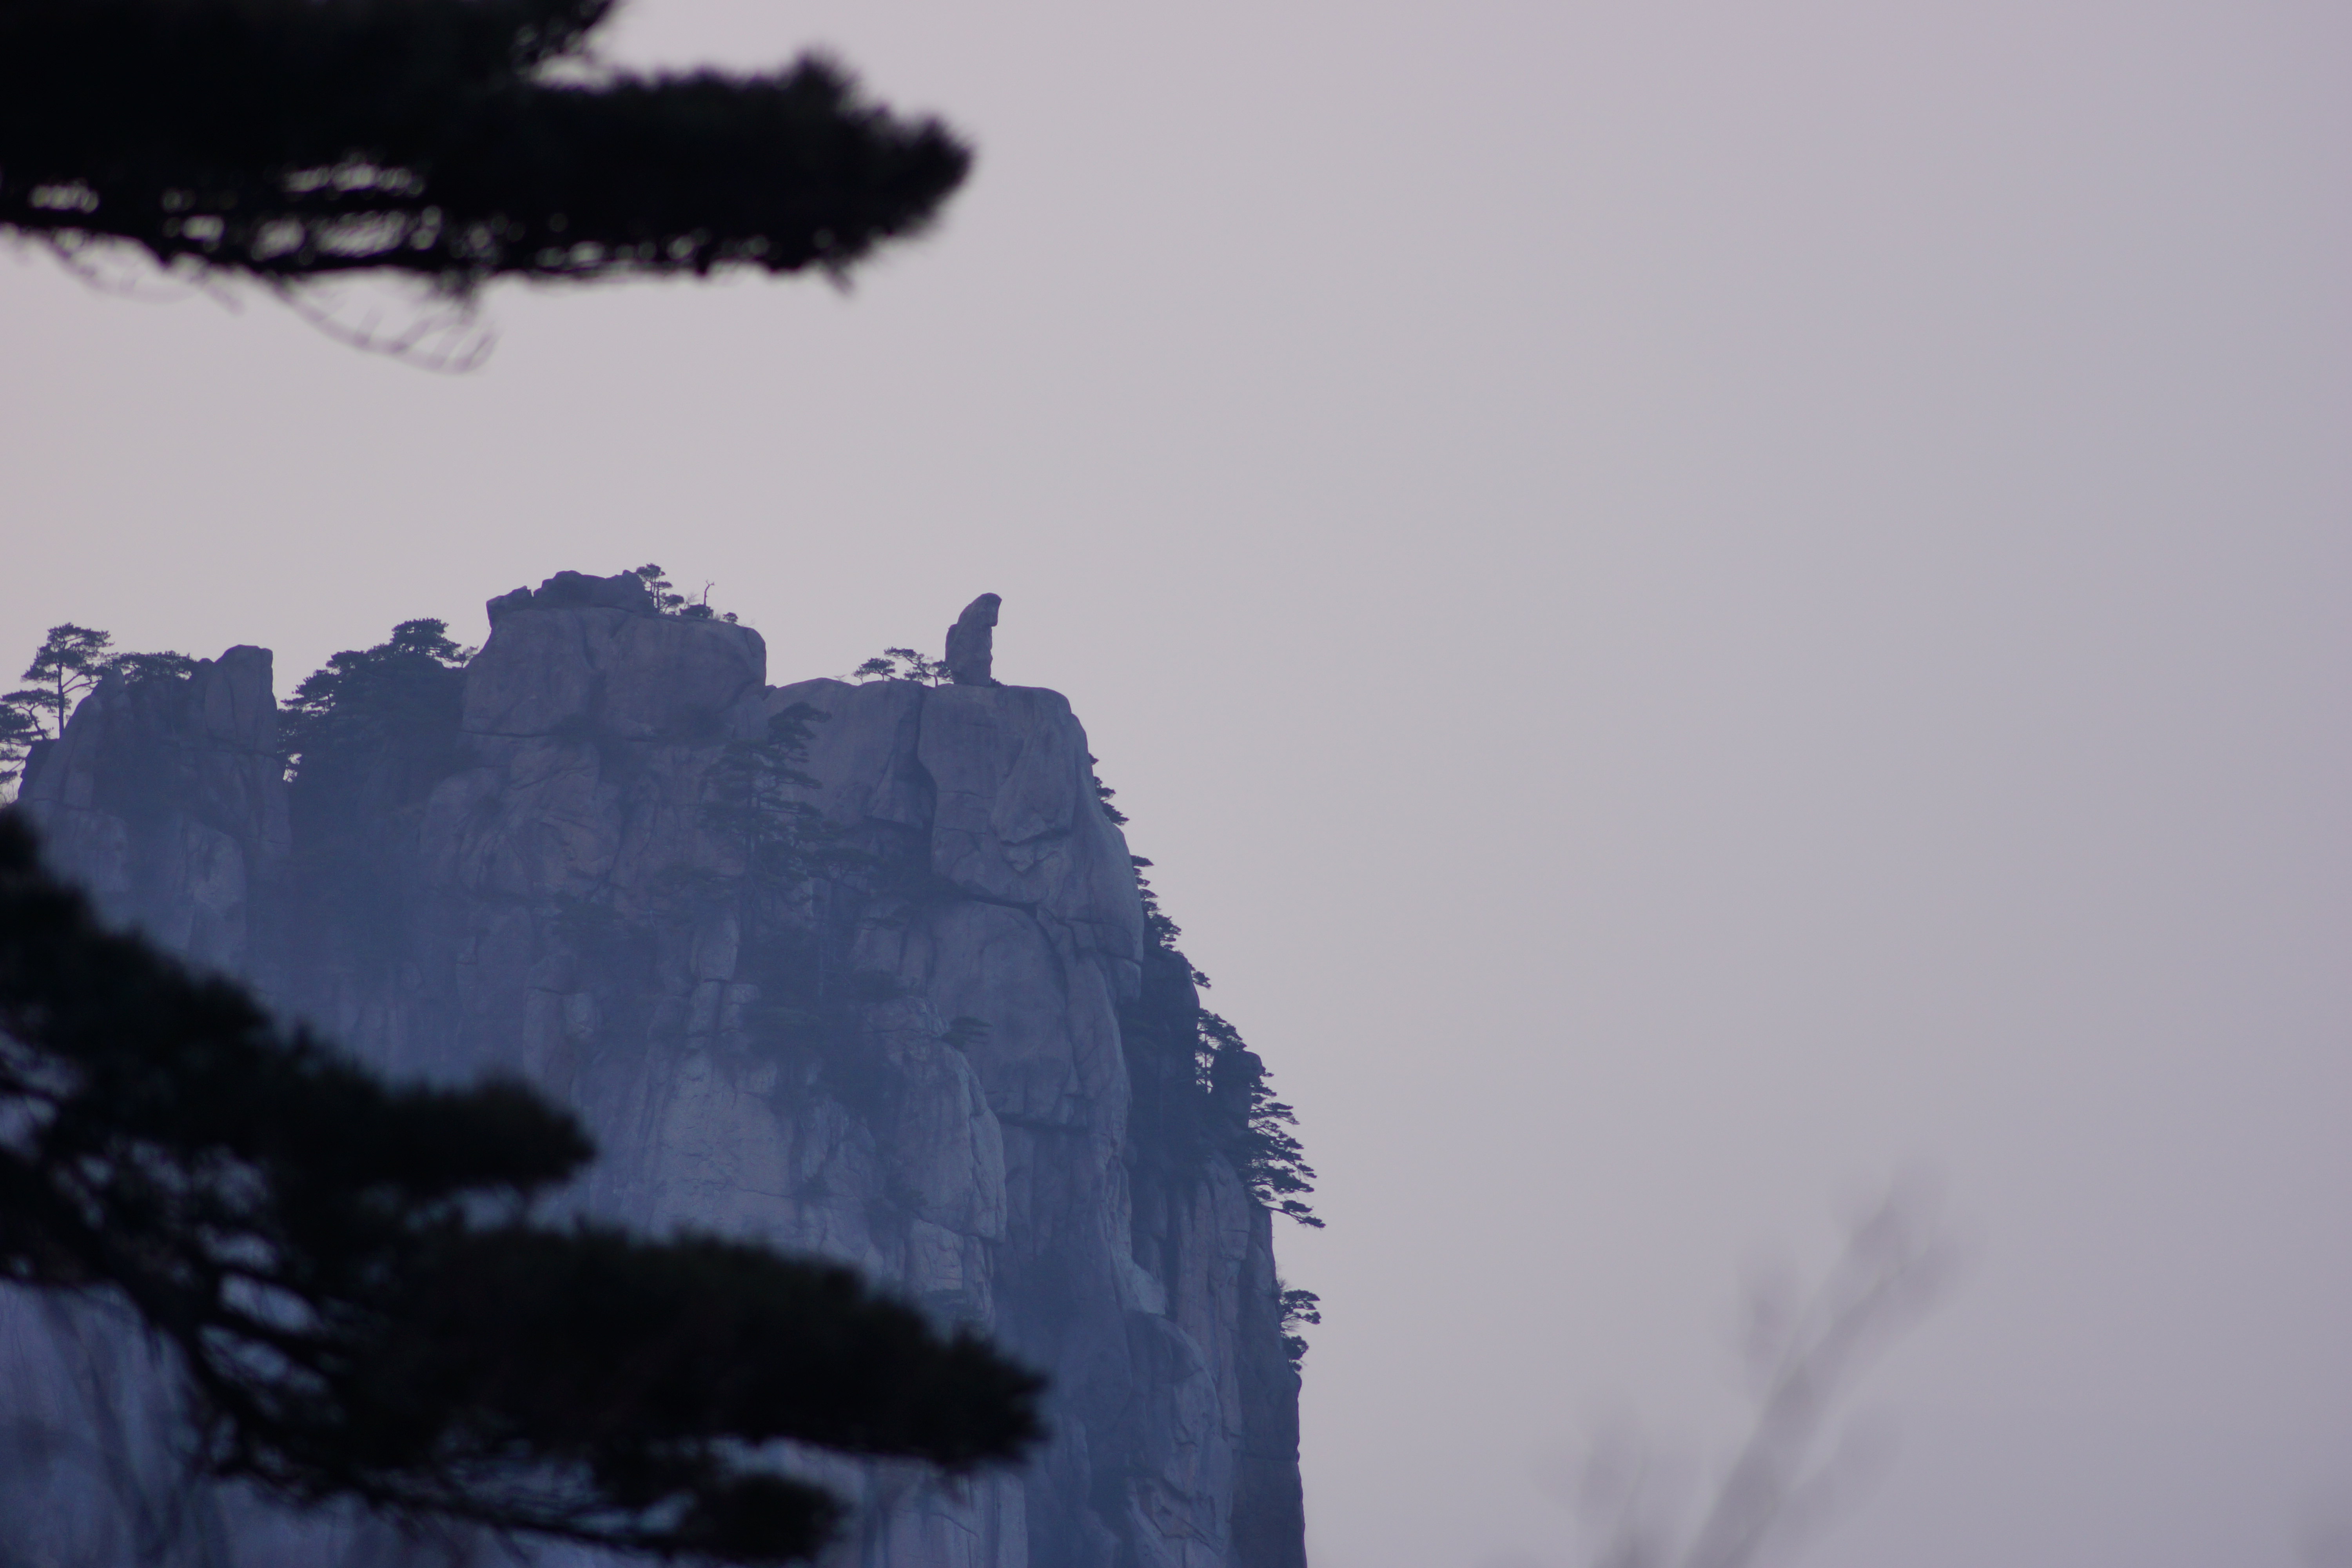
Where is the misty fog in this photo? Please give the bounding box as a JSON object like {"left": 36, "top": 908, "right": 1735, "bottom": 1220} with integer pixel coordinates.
{"left": 4, "top": 0, "right": 2348, "bottom": 1564}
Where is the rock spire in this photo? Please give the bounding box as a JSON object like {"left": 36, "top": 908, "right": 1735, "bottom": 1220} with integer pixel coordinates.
{"left": 945, "top": 592, "right": 1002, "bottom": 686}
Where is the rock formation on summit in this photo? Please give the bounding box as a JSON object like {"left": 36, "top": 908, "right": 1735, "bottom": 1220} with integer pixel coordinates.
{"left": 4, "top": 572, "right": 1309, "bottom": 1568}
{"left": 944, "top": 592, "right": 1002, "bottom": 686}
{"left": 485, "top": 568, "right": 659, "bottom": 622}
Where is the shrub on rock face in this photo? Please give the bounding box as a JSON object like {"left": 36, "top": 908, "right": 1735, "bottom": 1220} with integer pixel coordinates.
{"left": 0, "top": 809, "right": 1044, "bottom": 1564}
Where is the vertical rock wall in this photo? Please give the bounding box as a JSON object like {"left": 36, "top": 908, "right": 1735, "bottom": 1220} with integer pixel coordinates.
{"left": 12, "top": 581, "right": 1307, "bottom": 1568}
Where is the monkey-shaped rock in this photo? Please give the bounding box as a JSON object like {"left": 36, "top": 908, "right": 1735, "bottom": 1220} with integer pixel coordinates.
{"left": 944, "top": 593, "right": 1003, "bottom": 686}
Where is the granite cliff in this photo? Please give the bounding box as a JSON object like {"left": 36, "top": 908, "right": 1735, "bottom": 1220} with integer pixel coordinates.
{"left": 9, "top": 574, "right": 1308, "bottom": 1568}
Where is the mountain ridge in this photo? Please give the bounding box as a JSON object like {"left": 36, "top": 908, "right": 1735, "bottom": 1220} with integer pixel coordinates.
{"left": 11, "top": 573, "right": 1307, "bottom": 1568}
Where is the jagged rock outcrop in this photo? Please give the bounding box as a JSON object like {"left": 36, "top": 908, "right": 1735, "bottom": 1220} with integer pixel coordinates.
{"left": 11, "top": 575, "right": 1307, "bottom": 1568}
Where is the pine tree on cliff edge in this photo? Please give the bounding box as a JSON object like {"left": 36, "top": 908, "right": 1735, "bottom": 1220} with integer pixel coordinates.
{"left": 0, "top": 0, "right": 968, "bottom": 292}
{"left": 0, "top": 809, "right": 1043, "bottom": 1564}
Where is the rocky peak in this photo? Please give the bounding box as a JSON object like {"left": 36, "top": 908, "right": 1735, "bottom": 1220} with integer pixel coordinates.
{"left": 7, "top": 582, "right": 1308, "bottom": 1568}
{"left": 485, "top": 567, "right": 660, "bottom": 624}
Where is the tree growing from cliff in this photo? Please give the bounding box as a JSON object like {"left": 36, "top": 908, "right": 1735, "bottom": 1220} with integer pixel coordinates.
{"left": 1113, "top": 805, "right": 1324, "bottom": 1363}
{"left": 1278, "top": 1287, "right": 1321, "bottom": 1368}
{"left": 0, "top": 0, "right": 970, "bottom": 298}
{"left": 1124, "top": 850, "right": 1323, "bottom": 1231}
{"left": 0, "top": 809, "right": 1045, "bottom": 1563}
{"left": 630, "top": 564, "right": 738, "bottom": 622}
{"left": 11, "top": 624, "right": 112, "bottom": 739}
{"left": 0, "top": 701, "right": 40, "bottom": 791}
{"left": 853, "top": 647, "right": 948, "bottom": 685}
{"left": 1, "top": 624, "right": 197, "bottom": 787}
{"left": 701, "top": 702, "right": 843, "bottom": 894}
{"left": 278, "top": 617, "right": 474, "bottom": 775}
{"left": 277, "top": 619, "right": 479, "bottom": 959}
{"left": 1202, "top": 1012, "right": 1323, "bottom": 1230}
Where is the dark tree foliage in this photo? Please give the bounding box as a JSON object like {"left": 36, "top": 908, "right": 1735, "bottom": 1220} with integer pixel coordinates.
{"left": 0, "top": 0, "right": 971, "bottom": 289}
{"left": 1277, "top": 1287, "right": 1321, "bottom": 1369}
{"left": 1112, "top": 818, "right": 1321, "bottom": 1231}
{"left": 699, "top": 702, "right": 841, "bottom": 895}
{"left": 629, "top": 564, "right": 738, "bottom": 622}
{"left": 280, "top": 618, "right": 474, "bottom": 773}
{"left": 853, "top": 648, "right": 948, "bottom": 686}
{"left": 696, "top": 702, "right": 933, "bottom": 1120}
{"left": 95, "top": 651, "right": 203, "bottom": 686}
{"left": 1112, "top": 819, "right": 1321, "bottom": 1366}
{"left": 0, "top": 699, "right": 42, "bottom": 790}
{"left": 280, "top": 621, "right": 473, "bottom": 776}
{"left": 2, "top": 624, "right": 197, "bottom": 786}
{"left": 1200, "top": 1011, "right": 1322, "bottom": 1232}
{"left": 280, "top": 620, "right": 475, "bottom": 964}
{"left": 0, "top": 809, "right": 1045, "bottom": 1562}
{"left": 1088, "top": 755, "right": 1129, "bottom": 826}
{"left": 12, "top": 624, "right": 113, "bottom": 739}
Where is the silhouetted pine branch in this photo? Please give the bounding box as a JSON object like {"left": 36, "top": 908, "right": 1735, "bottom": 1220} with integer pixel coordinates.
{"left": 0, "top": 0, "right": 971, "bottom": 290}
{"left": 0, "top": 809, "right": 1043, "bottom": 1563}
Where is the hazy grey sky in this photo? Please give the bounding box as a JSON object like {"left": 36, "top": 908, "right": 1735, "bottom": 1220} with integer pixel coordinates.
{"left": 5, "top": 1, "right": 2349, "bottom": 1564}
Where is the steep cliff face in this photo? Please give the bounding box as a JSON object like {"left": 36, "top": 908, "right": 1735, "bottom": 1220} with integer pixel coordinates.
{"left": 17, "top": 643, "right": 289, "bottom": 975}
{"left": 14, "top": 577, "right": 1307, "bottom": 1568}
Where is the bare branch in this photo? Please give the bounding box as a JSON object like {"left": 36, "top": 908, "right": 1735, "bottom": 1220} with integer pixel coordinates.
{"left": 1570, "top": 1183, "right": 1959, "bottom": 1568}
